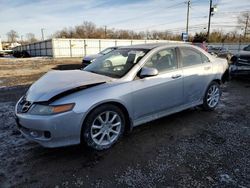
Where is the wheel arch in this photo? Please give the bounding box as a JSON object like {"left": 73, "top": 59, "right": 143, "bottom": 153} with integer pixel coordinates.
{"left": 202, "top": 79, "right": 221, "bottom": 111}
{"left": 80, "top": 100, "right": 133, "bottom": 140}
{"left": 212, "top": 79, "right": 221, "bottom": 85}
{"left": 202, "top": 79, "right": 221, "bottom": 100}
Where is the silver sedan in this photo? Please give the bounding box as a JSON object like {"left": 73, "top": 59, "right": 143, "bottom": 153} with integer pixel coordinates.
{"left": 15, "top": 43, "right": 228, "bottom": 150}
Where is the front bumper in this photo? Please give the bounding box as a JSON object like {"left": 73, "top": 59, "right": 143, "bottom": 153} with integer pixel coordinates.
{"left": 15, "top": 109, "right": 85, "bottom": 148}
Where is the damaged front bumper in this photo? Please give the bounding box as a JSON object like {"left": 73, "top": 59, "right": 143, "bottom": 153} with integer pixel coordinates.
{"left": 15, "top": 99, "right": 85, "bottom": 148}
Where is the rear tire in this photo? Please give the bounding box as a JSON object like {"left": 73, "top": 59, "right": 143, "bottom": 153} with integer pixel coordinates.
{"left": 82, "top": 104, "right": 125, "bottom": 150}
{"left": 202, "top": 81, "right": 221, "bottom": 111}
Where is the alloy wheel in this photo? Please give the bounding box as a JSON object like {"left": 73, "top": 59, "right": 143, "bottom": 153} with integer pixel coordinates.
{"left": 207, "top": 84, "right": 220, "bottom": 108}
{"left": 90, "top": 111, "right": 122, "bottom": 146}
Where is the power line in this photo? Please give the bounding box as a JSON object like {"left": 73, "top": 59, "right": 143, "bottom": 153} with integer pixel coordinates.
{"left": 105, "top": 1, "right": 186, "bottom": 26}
{"left": 149, "top": 24, "right": 207, "bottom": 33}
{"left": 215, "top": 10, "right": 250, "bottom": 15}
{"left": 132, "top": 15, "right": 207, "bottom": 31}
{"left": 105, "top": 1, "right": 249, "bottom": 34}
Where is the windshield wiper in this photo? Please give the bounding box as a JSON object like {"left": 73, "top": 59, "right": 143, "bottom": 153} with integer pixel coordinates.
{"left": 87, "top": 70, "right": 99, "bottom": 74}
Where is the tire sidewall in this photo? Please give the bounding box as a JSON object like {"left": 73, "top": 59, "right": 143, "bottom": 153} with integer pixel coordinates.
{"left": 82, "top": 104, "right": 125, "bottom": 150}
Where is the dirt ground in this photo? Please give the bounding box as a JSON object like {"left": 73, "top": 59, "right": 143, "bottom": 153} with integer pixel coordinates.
{"left": 0, "top": 57, "right": 82, "bottom": 88}
{"left": 0, "top": 57, "right": 250, "bottom": 188}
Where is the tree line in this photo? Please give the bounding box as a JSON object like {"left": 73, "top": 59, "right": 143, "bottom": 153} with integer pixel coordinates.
{"left": 53, "top": 21, "right": 250, "bottom": 43}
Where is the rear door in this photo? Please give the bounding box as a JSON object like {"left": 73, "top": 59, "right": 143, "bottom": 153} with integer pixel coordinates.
{"left": 179, "top": 47, "right": 212, "bottom": 105}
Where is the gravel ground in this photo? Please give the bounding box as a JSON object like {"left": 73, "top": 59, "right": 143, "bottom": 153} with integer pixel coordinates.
{"left": 0, "top": 58, "right": 249, "bottom": 188}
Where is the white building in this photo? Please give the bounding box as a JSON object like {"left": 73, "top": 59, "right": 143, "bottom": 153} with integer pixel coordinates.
{"left": 12, "top": 38, "right": 180, "bottom": 58}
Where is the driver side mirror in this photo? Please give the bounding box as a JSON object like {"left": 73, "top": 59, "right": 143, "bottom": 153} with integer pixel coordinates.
{"left": 139, "top": 67, "right": 158, "bottom": 78}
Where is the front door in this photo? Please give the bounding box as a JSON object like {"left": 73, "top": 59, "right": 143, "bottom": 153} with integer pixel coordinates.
{"left": 131, "top": 48, "right": 183, "bottom": 120}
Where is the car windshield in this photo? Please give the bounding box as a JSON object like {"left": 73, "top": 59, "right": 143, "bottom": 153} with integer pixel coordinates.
{"left": 99, "top": 48, "right": 115, "bottom": 55}
{"left": 84, "top": 48, "right": 148, "bottom": 78}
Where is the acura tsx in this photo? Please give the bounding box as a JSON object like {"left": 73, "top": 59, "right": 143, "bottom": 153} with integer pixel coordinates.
{"left": 15, "top": 43, "right": 228, "bottom": 150}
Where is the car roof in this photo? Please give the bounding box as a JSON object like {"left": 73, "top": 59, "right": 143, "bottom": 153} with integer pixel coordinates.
{"left": 119, "top": 42, "right": 188, "bottom": 50}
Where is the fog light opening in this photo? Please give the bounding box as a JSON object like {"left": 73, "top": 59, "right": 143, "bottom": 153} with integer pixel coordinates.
{"left": 30, "top": 131, "right": 39, "bottom": 138}
{"left": 44, "top": 131, "right": 51, "bottom": 139}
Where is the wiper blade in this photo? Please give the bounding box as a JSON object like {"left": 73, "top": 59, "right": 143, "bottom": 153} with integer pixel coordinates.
{"left": 87, "top": 70, "right": 99, "bottom": 74}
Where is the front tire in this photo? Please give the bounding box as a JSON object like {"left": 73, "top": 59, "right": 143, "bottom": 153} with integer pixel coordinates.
{"left": 202, "top": 81, "right": 221, "bottom": 111}
{"left": 82, "top": 104, "right": 125, "bottom": 150}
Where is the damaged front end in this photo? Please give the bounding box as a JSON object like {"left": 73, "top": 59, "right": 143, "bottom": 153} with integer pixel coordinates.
{"left": 16, "top": 70, "right": 112, "bottom": 115}
{"left": 16, "top": 82, "right": 104, "bottom": 115}
{"left": 14, "top": 70, "right": 112, "bottom": 147}
{"left": 229, "top": 54, "right": 250, "bottom": 78}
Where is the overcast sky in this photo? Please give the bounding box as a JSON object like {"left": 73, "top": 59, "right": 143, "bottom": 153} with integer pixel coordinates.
{"left": 0, "top": 0, "right": 249, "bottom": 41}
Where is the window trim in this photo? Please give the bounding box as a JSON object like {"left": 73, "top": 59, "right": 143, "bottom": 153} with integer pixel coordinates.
{"left": 200, "top": 51, "right": 211, "bottom": 63}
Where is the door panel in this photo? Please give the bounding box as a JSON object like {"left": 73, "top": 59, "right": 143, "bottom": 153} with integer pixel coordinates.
{"left": 131, "top": 70, "right": 183, "bottom": 119}
{"left": 131, "top": 48, "right": 183, "bottom": 120}
{"left": 182, "top": 65, "right": 205, "bottom": 103}
{"left": 201, "top": 54, "right": 214, "bottom": 90}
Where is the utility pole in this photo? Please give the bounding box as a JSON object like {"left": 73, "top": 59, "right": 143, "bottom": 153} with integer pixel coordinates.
{"left": 238, "top": 27, "right": 244, "bottom": 52}
{"left": 244, "top": 14, "right": 249, "bottom": 38}
{"left": 207, "top": 0, "right": 213, "bottom": 42}
{"left": 186, "top": 0, "right": 191, "bottom": 35}
{"left": 146, "top": 30, "right": 149, "bottom": 40}
{"left": 41, "top": 28, "right": 45, "bottom": 41}
{"left": 104, "top": 26, "right": 107, "bottom": 39}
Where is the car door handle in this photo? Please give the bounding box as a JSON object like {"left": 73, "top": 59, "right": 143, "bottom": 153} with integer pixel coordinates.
{"left": 204, "top": 66, "right": 211, "bottom": 70}
{"left": 172, "top": 74, "right": 182, "bottom": 79}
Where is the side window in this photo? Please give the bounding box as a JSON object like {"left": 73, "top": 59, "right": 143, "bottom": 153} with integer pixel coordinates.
{"left": 144, "top": 48, "right": 177, "bottom": 73}
{"left": 180, "top": 48, "right": 203, "bottom": 67}
{"left": 201, "top": 53, "right": 210, "bottom": 63}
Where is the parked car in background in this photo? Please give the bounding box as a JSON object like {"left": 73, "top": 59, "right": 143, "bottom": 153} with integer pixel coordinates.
{"left": 207, "top": 46, "right": 231, "bottom": 59}
{"left": 82, "top": 46, "right": 119, "bottom": 67}
{"left": 229, "top": 50, "right": 250, "bottom": 78}
{"left": 243, "top": 45, "right": 250, "bottom": 51}
{"left": 13, "top": 50, "right": 31, "bottom": 58}
{"left": 15, "top": 43, "right": 228, "bottom": 150}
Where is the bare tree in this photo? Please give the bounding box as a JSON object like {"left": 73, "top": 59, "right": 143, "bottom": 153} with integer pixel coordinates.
{"left": 82, "top": 21, "right": 96, "bottom": 38}
{"left": 26, "top": 33, "right": 37, "bottom": 43}
{"left": 6, "top": 30, "right": 19, "bottom": 42}
{"left": 238, "top": 12, "right": 250, "bottom": 38}
{"left": 52, "top": 20, "right": 250, "bottom": 42}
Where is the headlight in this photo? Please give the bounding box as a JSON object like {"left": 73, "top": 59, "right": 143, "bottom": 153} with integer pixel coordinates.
{"left": 90, "top": 58, "right": 96, "bottom": 63}
{"left": 29, "top": 103, "right": 75, "bottom": 115}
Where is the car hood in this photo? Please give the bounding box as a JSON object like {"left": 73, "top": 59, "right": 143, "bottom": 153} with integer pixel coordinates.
{"left": 26, "top": 70, "right": 112, "bottom": 102}
{"left": 236, "top": 51, "right": 250, "bottom": 65}
{"left": 83, "top": 54, "right": 102, "bottom": 61}
{"left": 238, "top": 51, "right": 250, "bottom": 56}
